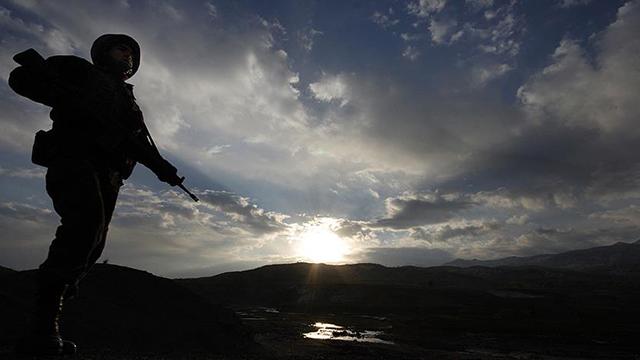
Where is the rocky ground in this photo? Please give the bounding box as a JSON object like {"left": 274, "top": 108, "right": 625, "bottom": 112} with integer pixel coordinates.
{"left": 1, "top": 305, "right": 638, "bottom": 359}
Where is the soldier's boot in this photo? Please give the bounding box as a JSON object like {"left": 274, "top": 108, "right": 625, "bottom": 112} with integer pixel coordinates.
{"left": 15, "top": 276, "right": 77, "bottom": 356}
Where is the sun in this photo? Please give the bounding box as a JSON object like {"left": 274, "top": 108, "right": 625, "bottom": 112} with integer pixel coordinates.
{"left": 296, "top": 224, "right": 349, "bottom": 263}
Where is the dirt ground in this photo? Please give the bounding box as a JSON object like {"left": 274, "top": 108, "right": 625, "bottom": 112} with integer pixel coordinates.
{"left": 2, "top": 307, "right": 637, "bottom": 360}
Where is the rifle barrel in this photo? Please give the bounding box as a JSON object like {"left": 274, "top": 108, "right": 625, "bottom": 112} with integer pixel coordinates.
{"left": 179, "top": 184, "right": 199, "bottom": 202}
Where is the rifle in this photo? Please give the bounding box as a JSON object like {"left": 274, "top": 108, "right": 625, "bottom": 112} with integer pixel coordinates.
{"left": 13, "top": 48, "right": 199, "bottom": 202}
{"left": 139, "top": 121, "right": 200, "bottom": 202}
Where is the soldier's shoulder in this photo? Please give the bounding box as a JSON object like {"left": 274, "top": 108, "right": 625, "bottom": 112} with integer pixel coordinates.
{"left": 46, "top": 55, "right": 101, "bottom": 83}
{"left": 46, "top": 55, "right": 94, "bottom": 68}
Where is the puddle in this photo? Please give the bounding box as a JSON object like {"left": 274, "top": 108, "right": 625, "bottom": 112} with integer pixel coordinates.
{"left": 303, "top": 322, "right": 394, "bottom": 344}
{"left": 237, "top": 307, "right": 280, "bottom": 321}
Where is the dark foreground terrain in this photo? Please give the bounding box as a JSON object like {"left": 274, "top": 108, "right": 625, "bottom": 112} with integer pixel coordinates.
{"left": 2, "top": 241, "right": 640, "bottom": 359}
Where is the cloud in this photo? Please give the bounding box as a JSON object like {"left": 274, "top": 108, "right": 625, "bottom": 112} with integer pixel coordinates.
{"left": 590, "top": 205, "right": 640, "bottom": 226}
{"left": 471, "top": 63, "right": 512, "bottom": 86}
{"left": 518, "top": 2, "right": 640, "bottom": 133}
{"left": 428, "top": 18, "right": 458, "bottom": 44}
{"left": 470, "top": 0, "right": 640, "bottom": 202}
{"left": 459, "top": 121, "right": 640, "bottom": 207}
{"left": 0, "top": 202, "right": 57, "bottom": 269}
{"left": 350, "top": 246, "right": 453, "bottom": 267}
{"left": 113, "top": 186, "right": 289, "bottom": 238}
{"left": 204, "top": 2, "right": 217, "bottom": 19}
{"left": 458, "top": 3, "right": 523, "bottom": 57}
{"left": 0, "top": 166, "right": 45, "bottom": 178}
{"left": 408, "top": 0, "right": 448, "bottom": 17}
{"left": 486, "top": 12, "right": 520, "bottom": 56}
{"left": 0, "top": 5, "right": 78, "bottom": 57}
{"left": 508, "top": 226, "right": 637, "bottom": 256}
{"left": 169, "top": 259, "right": 269, "bottom": 278}
{"left": 198, "top": 190, "right": 288, "bottom": 235}
{"left": 334, "top": 219, "right": 376, "bottom": 243}
{"left": 465, "top": 0, "right": 494, "bottom": 10}
{"left": 308, "top": 73, "right": 351, "bottom": 106}
{"left": 297, "top": 28, "right": 323, "bottom": 52}
{"left": 506, "top": 214, "right": 529, "bottom": 225}
{"left": 205, "top": 144, "right": 231, "bottom": 156}
{"left": 1, "top": 1, "right": 364, "bottom": 210}
{"left": 458, "top": 0, "right": 640, "bottom": 201}
{"left": 371, "top": 10, "right": 399, "bottom": 29}
{"left": 337, "top": 77, "right": 521, "bottom": 180}
{"left": 402, "top": 45, "right": 421, "bottom": 61}
{"left": 557, "top": 0, "right": 592, "bottom": 8}
{"left": 400, "top": 33, "right": 423, "bottom": 42}
{"left": 412, "top": 220, "right": 501, "bottom": 243}
{"left": 101, "top": 185, "right": 296, "bottom": 276}
{"left": 374, "top": 192, "right": 475, "bottom": 229}
{"left": 2, "top": 1, "right": 638, "bottom": 275}
{"left": 0, "top": 201, "right": 53, "bottom": 222}
{"left": 433, "top": 223, "right": 639, "bottom": 261}
{"left": 401, "top": 0, "right": 522, "bottom": 58}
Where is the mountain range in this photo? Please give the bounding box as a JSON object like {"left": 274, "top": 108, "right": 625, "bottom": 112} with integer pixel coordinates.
{"left": 444, "top": 239, "right": 640, "bottom": 271}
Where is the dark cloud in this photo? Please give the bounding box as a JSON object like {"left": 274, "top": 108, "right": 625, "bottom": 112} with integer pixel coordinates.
{"left": 199, "top": 190, "right": 287, "bottom": 235}
{"left": 451, "top": 121, "right": 640, "bottom": 203}
{"left": 158, "top": 201, "right": 198, "bottom": 221}
{"left": 349, "top": 77, "right": 519, "bottom": 174}
{"left": 352, "top": 247, "right": 454, "bottom": 267}
{"left": 98, "top": 186, "right": 295, "bottom": 277}
{"left": 111, "top": 187, "right": 290, "bottom": 240}
{"left": 168, "top": 259, "right": 270, "bottom": 278}
{"left": 334, "top": 219, "right": 374, "bottom": 241}
{"left": 412, "top": 221, "right": 501, "bottom": 242}
{"left": 0, "top": 201, "right": 57, "bottom": 270}
{"left": 511, "top": 225, "right": 639, "bottom": 256}
{"left": 0, "top": 201, "right": 54, "bottom": 222}
{"left": 590, "top": 205, "right": 640, "bottom": 226}
{"left": 434, "top": 2, "right": 640, "bottom": 207}
{"left": 0, "top": 166, "right": 45, "bottom": 178}
{"left": 374, "top": 193, "right": 474, "bottom": 229}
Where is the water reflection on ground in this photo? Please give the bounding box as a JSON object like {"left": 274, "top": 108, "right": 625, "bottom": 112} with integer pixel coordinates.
{"left": 235, "top": 306, "right": 396, "bottom": 346}
{"left": 236, "top": 306, "right": 279, "bottom": 320}
{"left": 303, "top": 322, "right": 394, "bottom": 344}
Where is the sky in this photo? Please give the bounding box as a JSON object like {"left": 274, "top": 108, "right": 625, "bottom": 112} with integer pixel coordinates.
{"left": 1, "top": 0, "right": 638, "bottom": 278}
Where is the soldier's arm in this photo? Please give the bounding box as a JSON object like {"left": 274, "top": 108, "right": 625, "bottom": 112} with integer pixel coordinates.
{"left": 120, "top": 131, "right": 182, "bottom": 186}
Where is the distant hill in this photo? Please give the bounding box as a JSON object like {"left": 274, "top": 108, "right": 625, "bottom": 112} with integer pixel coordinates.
{"left": 178, "top": 262, "right": 492, "bottom": 310}
{"left": 0, "top": 264, "right": 253, "bottom": 353}
{"left": 444, "top": 240, "right": 640, "bottom": 271}
{"left": 177, "top": 259, "right": 639, "bottom": 314}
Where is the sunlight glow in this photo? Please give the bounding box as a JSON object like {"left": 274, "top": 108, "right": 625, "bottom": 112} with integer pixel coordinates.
{"left": 296, "top": 223, "right": 349, "bottom": 263}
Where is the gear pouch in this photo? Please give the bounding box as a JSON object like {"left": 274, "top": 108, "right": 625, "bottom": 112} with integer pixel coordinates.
{"left": 32, "top": 129, "right": 59, "bottom": 167}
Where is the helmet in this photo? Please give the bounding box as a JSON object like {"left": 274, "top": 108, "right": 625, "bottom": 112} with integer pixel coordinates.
{"left": 91, "top": 34, "right": 140, "bottom": 78}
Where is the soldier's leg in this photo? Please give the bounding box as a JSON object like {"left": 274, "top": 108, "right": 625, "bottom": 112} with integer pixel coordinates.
{"left": 40, "top": 160, "right": 107, "bottom": 284}
{"left": 87, "top": 171, "right": 121, "bottom": 267}
{"left": 67, "top": 172, "right": 121, "bottom": 299}
{"left": 19, "top": 160, "right": 107, "bottom": 355}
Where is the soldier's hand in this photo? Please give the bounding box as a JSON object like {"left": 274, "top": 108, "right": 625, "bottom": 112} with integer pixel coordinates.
{"left": 155, "top": 158, "right": 182, "bottom": 186}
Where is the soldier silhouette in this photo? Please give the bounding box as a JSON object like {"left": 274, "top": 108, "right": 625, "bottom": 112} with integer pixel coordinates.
{"left": 8, "top": 34, "right": 192, "bottom": 356}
